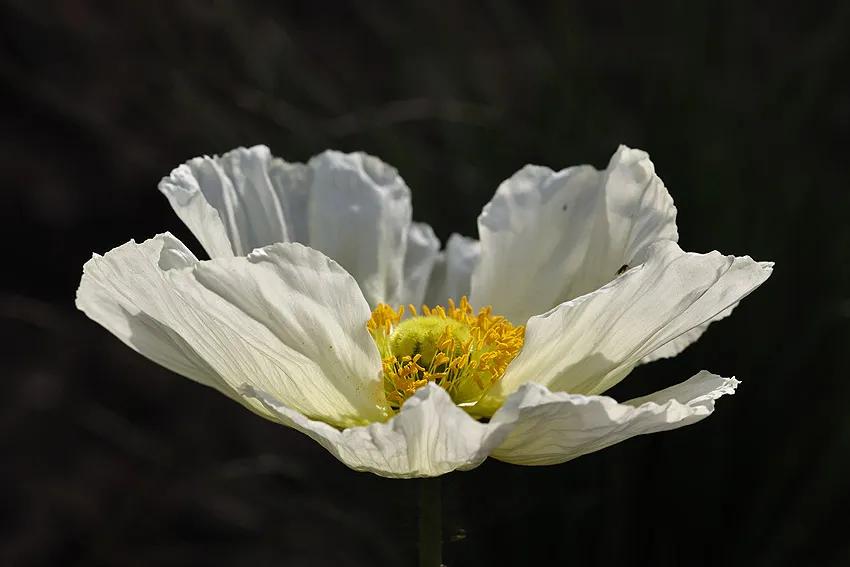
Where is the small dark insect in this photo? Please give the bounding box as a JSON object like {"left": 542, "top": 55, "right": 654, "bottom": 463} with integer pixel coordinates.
{"left": 561, "top": 204, "right": 568, "bottom": 211}
{"left": 616, "top": 264, "right": 629, "bottom": 275}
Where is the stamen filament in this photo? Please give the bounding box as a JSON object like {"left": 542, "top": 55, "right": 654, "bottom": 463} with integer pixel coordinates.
{"left": 367, "top": 296, "right": 525, "bottom": 413}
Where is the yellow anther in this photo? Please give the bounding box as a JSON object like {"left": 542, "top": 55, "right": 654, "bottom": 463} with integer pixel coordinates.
{"left": 367, "top": 296, "right": 525, "bottom": 412}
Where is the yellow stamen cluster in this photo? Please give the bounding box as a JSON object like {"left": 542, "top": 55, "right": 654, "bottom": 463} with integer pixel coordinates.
{"left": 366, "top": 297, "right": 525, "bottom": 413}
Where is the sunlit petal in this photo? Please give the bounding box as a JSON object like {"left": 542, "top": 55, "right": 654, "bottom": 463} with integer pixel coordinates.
{"left": 77, "top": 234, "right": 386, "bottom": 427}
{"left": 424, "top": 233, "right": 480, "bottom": 307}
{"left": 472, "top": 145, "right": 678, "bottom": 323}
{"left": 490, "top": 371, "right": 737, "bottom": 465}
{"left": 243, "top": 383, "right": 517, "bottom": 478}
{"left": 484, "top": 241, "right": 771, "bottom": 405}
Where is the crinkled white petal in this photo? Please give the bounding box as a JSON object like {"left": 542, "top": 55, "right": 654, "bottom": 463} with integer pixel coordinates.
{"left": 400, "top": 222, "right": 441, "bottom": 306}
{"left": 490, "top": 370, "right": 738, "bottom": 465}
{"left": 240, "top": 369, "right": 738, "bottom": 475}
{"left": 424, "top": 233, "right": 480, "bottom": 307}
{"left": 158, "top": 145, "right": 308, "bottom": 257}
{"left": 242, "top": 383, "right": 519, "bottom": 478}
{"left": 183, "top": 242, "right": 387, "bottom": 421}
{"left": 76, "top": 234, "right": 386, "bottom": 427}
{"left": 485, "top": 240, "right": 772, "bottom": 403}
{"left": 266, "top": 153, "right": 313, "bottom": 244}
{"left": 158, "top": 160, "right": 237, "bottom": 259}
{"left": 471, "top": 145, "right": 678, "bottom": 323}
{"left": 159, "top": 147, "right": 417, "bottom": 307}
{"left": 307, "top": 150, "right": 412, "bottom": 307}
{"left": 75, "top": 234, "right": 233, "bottom": 395}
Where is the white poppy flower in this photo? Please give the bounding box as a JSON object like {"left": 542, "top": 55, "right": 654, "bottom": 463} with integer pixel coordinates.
{"left": 76, "top": 145, "right": 772, "bottom": 478}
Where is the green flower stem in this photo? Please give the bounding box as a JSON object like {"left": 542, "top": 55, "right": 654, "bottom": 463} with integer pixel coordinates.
{"left": 418, "top": 477, "right": 443, "bottom": 567}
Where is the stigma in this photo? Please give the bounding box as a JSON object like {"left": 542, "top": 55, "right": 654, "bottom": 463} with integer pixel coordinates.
{"left": 367, "top": 297, "right": 525, "bottom": 416}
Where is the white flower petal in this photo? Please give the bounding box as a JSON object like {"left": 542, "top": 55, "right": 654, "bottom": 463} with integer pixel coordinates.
{"left": 306, "top": 150, "right": 413, "bottom": 307}
{"left": 159, "top": 145, "right": 308, "bottom": 257}
{"left": 490, "top": 370, "right": 738, "bottom": 465}
{"left": 184, "top": 242, "right": 387, "bottom": 420}
{"left": 160, "top": 148, "right": 419, "bottom": 307}
{"left": 400, "top": 222, "right": 441, "bottom": 306}
{"left": 158, "top": 145, "right": 427, "bottom": 350}
{"left": 243, "top": 383, "right": 517, "bottom": 478}
{"left": 471, "top": 145, "right": 678, "bottom": 323}
{"left": 76, "top": 234, "right": 386, "bottom": 427}
{"left": 487, "top": 240, "right": 772, "bottom": 402}
{"left": 266, "top": 154, "right": 313, "bottom": 244}
{"left": 424, "top": 233, "right": 480, "bottom": 307}
{"left": 76, "top": 234, "right": 232, "bottom": 395}
{"left": 157, "top": 162, "right": 236, "bottom": 259}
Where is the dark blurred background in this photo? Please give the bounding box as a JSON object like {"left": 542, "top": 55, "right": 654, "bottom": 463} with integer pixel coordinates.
{"left": 2, "top": 1, "right": 849, "bottom": 565}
